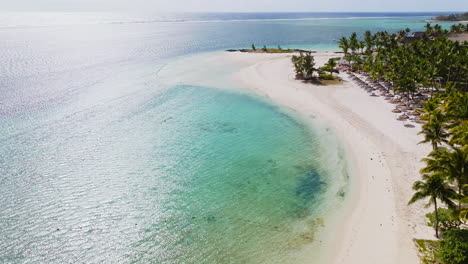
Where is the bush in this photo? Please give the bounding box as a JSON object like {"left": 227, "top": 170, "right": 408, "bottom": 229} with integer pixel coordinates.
{"left": 437, "top": 229, "right": 468, "bottom": 264}
{"left": 320, "top": 73, "right": 335, "bottom": 80}
{"left": 426, "top": 208, "right": 462, "bottom": 232}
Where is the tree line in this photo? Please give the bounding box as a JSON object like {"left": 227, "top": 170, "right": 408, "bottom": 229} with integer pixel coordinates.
{"left": 338, "top": 24, "right": 468, "bottom": 263}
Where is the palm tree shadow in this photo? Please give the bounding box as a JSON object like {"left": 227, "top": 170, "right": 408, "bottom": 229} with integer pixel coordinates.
{"left": 300, "top": 78, "right": 325, "bottom": 86}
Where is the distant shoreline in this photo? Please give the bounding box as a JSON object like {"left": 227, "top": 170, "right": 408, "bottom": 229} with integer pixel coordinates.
{"left": 426, "top": 20, "right": 468, "bottom": 23}
{"left": 226, "top": 49, "right": 344, "bottom": 54}
{"left": 226, "top": 48, "right": 315, "bottom": 54}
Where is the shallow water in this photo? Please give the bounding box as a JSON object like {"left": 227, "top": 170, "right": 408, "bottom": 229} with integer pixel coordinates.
{"left": 0, "top": 82, "right": 345, "bottom": 263}
{"left": 0, "top": 12, "right": 457, "bottom": 263}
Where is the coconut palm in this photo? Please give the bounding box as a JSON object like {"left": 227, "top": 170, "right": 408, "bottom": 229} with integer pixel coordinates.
{"left": 349, "top": 32, "right": 359, "bottom": 53}
{"left": 418, "top": 114, "right": 449, "bottom": 151}
{"left": 460, "top": 185, "right": 468, "bottom": 220}
{"left": 408, "top": 173, "right": 458, "bottom": 238}
{"left": 338, "top": 37, "right": 349, "bottom": 56}
{"left": 460, "top": 199, "right": 468, "bottom": 220}
{"left": 449, "top": 120, "right": 468, "bottom": 147}
{"left": 421, "top": 146, "right": 468, "bottom": 209}
{"left": 364, "top": 30, "right": 374, "bottom": 54}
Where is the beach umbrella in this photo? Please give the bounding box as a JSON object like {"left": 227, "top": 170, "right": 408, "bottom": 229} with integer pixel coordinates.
{"left": 392, "top": 109, "right": 402, "bottom": 113}
{"left": 398, "top": 114, "right": 409, "bottom": 120}
{"left": 398, "top": 102, "right": 407, "bottom": 107}
{"left": 410, "top": 111, "right": 421, "bottom": 116}
{"left": 402, "top": 106, "right": 413, "bottom": 111}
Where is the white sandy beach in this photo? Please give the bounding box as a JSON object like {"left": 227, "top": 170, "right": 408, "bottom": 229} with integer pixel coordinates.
{"left": 224, "top": 51, "right": 434, "bottom": 263}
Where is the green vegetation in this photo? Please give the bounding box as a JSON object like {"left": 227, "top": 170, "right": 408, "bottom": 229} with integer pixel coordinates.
{"left": 338, "top": 26, "right": 468, "bottom": 93}
{"left": 438, "top": 229, "right": 468, "bottom": 264}
{"left": 242, "top": 44, "right": 301, "bottom": 53}
{"left": 434, "top": 12, "right": 468, "bottom": 22}
{"left": 319, "top": 72, "right": 335, "bottom": 80}
{"left": 338, "top": 24, "right": 468, "bottom": 264}
{"left": 255, "top": 48, "right": 296, "bottom": 53}
{"left": 416, "top": 231, "right": 468, "bottom": 264}
{"left": 321, "top": 58, "right": 337, "bottom": 76}
{"left": 408, "top": 174, "right": 457, "bottom": 238}
{"left": 291, "top": 53, "right": 339, "bottom": 82}
{"left": 426, "top": 208, "right": 462, "bottom": 232}
{"left": 291, "top": 52, "right": 316, "bottom": 80}
{"left": 415, "top": 239, "right": 440, "bottom": 264}
{"left": 450, "top": 23, "right": 468, "bottom": 33}
{"left": 409, "top": 88, "right": 468, "bottom": 262}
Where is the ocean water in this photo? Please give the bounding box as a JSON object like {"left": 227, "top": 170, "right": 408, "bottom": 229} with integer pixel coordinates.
{"left": 0, "top": 12, "right": 458, "bottom": 263}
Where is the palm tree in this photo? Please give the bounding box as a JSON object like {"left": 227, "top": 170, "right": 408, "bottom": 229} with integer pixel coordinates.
{"left": 424, "top": 23, "right": 433, "bottom": 34}
{"left": 408, "top": 173, "right": 458, "bottom": 238}
{"left": 364, "top": 30, "right": 374, "bottom": 54}
{"left": 460, "top": 185, "right": 468, "bottom": 220}
{"left": 349, "top": 32, "right": 359, "bottom": 53}
{"left": 460, "top": 198, "right": 468, "bottom": 220}
{"left": 421, "top": 146, "right": 468, "bottom": 209}
{"left": 449, "top": 120, "right": 468, "bottom": 147}
{"left": 338, "top": 37, "right": 349, "bottom": 55}
{"left": 418, "top": 115, "right": 449, "bottom": 151}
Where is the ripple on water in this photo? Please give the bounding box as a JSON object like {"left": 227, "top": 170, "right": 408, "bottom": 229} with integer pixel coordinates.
{"left": 0, "top": 85, "right": 345, "bottom": 263}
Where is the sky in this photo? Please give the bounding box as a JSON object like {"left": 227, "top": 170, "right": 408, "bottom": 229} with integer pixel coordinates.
{"left": 0, "top": 0, "right": 467, "bottom": 12}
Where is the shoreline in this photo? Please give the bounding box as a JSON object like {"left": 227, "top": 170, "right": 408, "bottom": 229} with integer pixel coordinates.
{"left": 227, "top": 51, "right": 434, "bottom": 263}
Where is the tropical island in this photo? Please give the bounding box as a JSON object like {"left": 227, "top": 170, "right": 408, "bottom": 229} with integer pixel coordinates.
{"left": 433, "top": 12, "right": 468, "bottom": 22}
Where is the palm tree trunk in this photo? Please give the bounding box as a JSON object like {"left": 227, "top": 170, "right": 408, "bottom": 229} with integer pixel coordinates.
{"left": 432, "top": 141, "right": 438, "bottom": 151}
{"left": 434, "top": 198, "right": 439, "bottom": 238}
{"left": 458, "top": 183, "right": 462, "bottom": 211}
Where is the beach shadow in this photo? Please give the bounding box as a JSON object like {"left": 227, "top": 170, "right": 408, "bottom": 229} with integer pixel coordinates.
{"left": 301, "top": 79, "right": 324, "bottom": 86}
{"left": 404, "top": 124, "right": 415, "bottom": 128}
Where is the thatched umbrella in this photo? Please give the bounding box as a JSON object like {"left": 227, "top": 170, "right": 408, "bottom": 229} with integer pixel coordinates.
{"left": 402, "top": 106, "right": 413, "bottom": 111}
{"left": 398, "top": 102, "right": 407, "bottom": 107}
{"left": 410, "top": 111, "right": 421, "bottom": 116}
{"left": 398, "top": 114, "right": 410, "bottom": 120}
{"left": 392, "top": 109, "right": 402, "bottom": 113}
